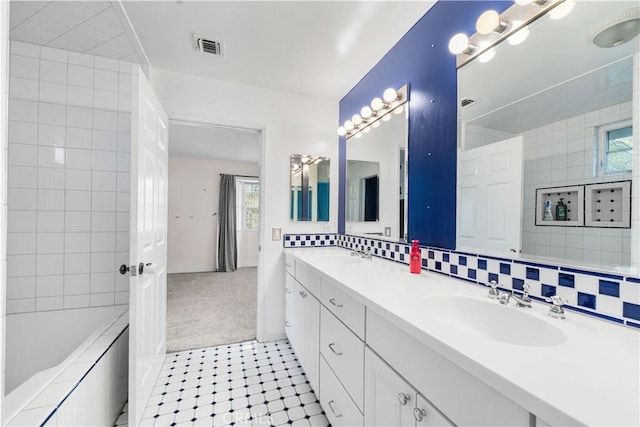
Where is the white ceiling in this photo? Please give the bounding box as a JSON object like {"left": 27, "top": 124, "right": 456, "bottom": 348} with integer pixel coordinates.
{"left": 169, "top": 121, "right": 260, "bottom": 163}
{"left": 9, "top": 1, "right": 145, "bottom": 63}
{"left": 459, "top": 1, "right": 639, "bottom": 133}
{"left": 121, "top": 1, "right": 435, "bottom": 100}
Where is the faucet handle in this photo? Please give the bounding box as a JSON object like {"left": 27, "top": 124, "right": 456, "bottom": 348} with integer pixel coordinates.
{"left": 489, "top": 280, "right": 499, "bottom": 290}
{"left": 522, "top": 283, "right": 530, "bottom": 294}
{"left": 488, "top": 280, "right": 500, "bottom": 299}
{"left": 545, "top": 295, "right": 567, "bottom": 306}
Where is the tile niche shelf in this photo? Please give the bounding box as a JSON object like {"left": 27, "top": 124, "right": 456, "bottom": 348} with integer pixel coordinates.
{"left": 585, "top": 181, "right": 632, "bottom": 228}
{"left": 535, "top": 185, "right": 584, "bottom": 226}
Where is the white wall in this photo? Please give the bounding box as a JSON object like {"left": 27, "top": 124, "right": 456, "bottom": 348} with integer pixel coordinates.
{"left": 6, "top": 41, "right": 133, "bottom": 315}
{"left": 152, "top": 69, "right": 338, "bottom": 341}
{"left": 1, "top": 0, "right": 10, "bottom": 419}
{"left": 167, "top": 156, "right": 259, "bottom": 273}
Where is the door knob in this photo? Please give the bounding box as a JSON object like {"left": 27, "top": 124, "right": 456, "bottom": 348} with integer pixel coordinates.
{"left": 119, "top": 264, "right": 137, "bottom": 276}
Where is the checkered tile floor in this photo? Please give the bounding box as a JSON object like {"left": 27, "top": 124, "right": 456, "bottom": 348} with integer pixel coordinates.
{"left": 117, "top": 339, "right": 329, "bottom": 426}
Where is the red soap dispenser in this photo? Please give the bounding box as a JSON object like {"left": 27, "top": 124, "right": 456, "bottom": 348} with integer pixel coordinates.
{"left": 410, "top": 240, "right": 421, "bottom": 274}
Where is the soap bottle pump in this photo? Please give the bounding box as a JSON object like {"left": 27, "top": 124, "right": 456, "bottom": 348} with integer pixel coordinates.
{"left": 556, "top": 198, "right": 567, "bottom": 221}
{"left": 410, "top": 240, "right": 421, "bottom": 274}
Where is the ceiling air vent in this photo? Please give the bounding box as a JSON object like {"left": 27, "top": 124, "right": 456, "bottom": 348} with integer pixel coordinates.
{"left": 193, "top": 34, "right": 223, "bottom": 56}
{"left": 461, "top": 99, "right": 475, "bottom": 107}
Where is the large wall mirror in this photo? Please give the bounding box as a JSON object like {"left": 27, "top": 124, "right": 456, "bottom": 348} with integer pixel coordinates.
{"left": 290, "top": 155, "right": 330, "bottom": 222}
{"left": 346, "top": 105, "right": 408, "bottom": 240}
{"left": 457, "top": 1, "right": 638, "bottom": 271}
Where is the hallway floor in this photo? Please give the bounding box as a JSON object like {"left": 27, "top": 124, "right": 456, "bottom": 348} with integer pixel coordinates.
{"left": 167, "top": 269, "right": 257, "bottom": 352}
{"left": 118, "top": 339, "right": 329, "bottom": 426}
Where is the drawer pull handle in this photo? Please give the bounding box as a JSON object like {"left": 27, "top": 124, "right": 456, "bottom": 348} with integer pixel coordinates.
{"left": 301, "top": 291, "right": 308, "bottom": 298}
{"left": 285, "top": 263, "right": 293, "bottom": 268}
{"left": 329, "top": 298, "right": 343, "bottom": 308}
{"left": 413, "top": 407, "right": 427, "bottom": 422}
{"left": 285, "top": 288, "right": 292, "bottom": 294}
{"left": 398, "top": 392, "right": 410, "bottom": 405}
{"left": 284, "top": 321, "right": 291, "bottom": 328}
{"left": 328, "top": 343, "right": 343, "bottom": 356}
{"left": 327, "top": 400, "right": 342, "bottom": 418}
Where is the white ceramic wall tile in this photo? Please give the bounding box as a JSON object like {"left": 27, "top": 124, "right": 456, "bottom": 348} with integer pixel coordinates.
{"left": 36, "top": 275, "right": 63, "bottom": 297}
{"left": 8, "top": 165, "right": 38, "bottom": 188}
{"left": 38, "top": 168, "right": 65, "bottom": 189}
{"left": 68, "top": 64, "right": 93, "bottom": 88}
{"left": 66, "top": 169, "right": 92, "bottom": 190}
{"left": 36, "top": 296, "right": 64, "bottom": 311}
{"left": 66, "top": 127, "right": 92, "bottom": 149}
{"left": 7, "top": 276, "right": 36, "bottom": 299}
{"left": 65, "top": 211, "right": 91, "bottom": 232}
{"left": 9, "top": 121, "right": 38, "bottom": 144}
{"left": 8, "top": 211, "right": 37, "bottom": 232}
{"left": 67, "top": 85, "right": 93, "bottom": 107}
{"left": 92, "top": 130, "right": 117, "bottom": 151}
{"left": 36, "top": 232, "right": 64, "bottom": 254}
{"left": 9, "top": 98, "right": 38, "bottom": 122}
{"left": 10, "top": 76, "right": 39, "bottom": 100}
{"left": 10, "top": 55, "right": 40, "bottom": 80}
{"left": 64, "top": 274, "right": 90, "bottom": 295}
{"left": 37, "top": 211, "right": 65, "bottom": 232}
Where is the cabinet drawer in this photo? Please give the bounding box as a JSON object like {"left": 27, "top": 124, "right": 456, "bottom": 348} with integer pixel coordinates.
{"left": 284, "top": 302, "right": 294, "bottom": 343}
{"left": 320, "top": 355, "right": 363, "bottom": 427}
{"left": 416, "top": 393, "right": 454, "bottom": 427}
{"left": 285, "top": 254, "right": 295, "bottom": 276}
{"left": 284, "top": 272, "right": 294, "bottom": 307}
{"left": 367, "top": 309, "right": 530, "bottom": 427}
{"left": 320, "top": 306, "right": 365, "bottom": 411}
{"left": 320, "top": 276, "right": 365, "bottom": 340}
{"left": 295, "top": 260, "right": 321, "bottom": 296}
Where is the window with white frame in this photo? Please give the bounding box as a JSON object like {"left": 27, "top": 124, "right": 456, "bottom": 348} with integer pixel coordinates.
{"left": 236, "top": 179, "right": 259, "bottom": 231}
{"left": 598, "top": 120, "right": 633, "bottom": 175}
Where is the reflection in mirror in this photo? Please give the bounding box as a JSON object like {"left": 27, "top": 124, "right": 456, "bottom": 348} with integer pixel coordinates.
{"left": 346, "top": 161, "right": 380, "bottom": 222}
{"left": 346, "top": 107, "right": 408, "bottom": 240}
{"left": 290, "top": 155, "right": 330, "bottom": 222}
{"left": 457, "top": 1, "right": 638, "bottom": 271}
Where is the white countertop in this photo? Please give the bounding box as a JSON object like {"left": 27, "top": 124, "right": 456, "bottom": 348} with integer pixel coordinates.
{"left": 286, "top": 247, "right": 640, "bottom": 427}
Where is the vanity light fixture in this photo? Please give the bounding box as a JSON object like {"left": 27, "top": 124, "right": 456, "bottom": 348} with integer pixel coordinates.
{"left": 450, "top": 0, "right": 567, "bottom": 68}
{"left": 589, "top": 7, "right": 640, "bottom": 48}
{"left": 476, "top": 10, "right": 508, "bottom": 35}
{"left": 338, "top": 84, "right": 408, "bottom": 139}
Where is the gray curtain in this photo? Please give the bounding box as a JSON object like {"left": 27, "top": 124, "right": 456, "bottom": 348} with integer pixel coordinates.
{"left": 218, "top": 175, "right": 237, "bottom": 272}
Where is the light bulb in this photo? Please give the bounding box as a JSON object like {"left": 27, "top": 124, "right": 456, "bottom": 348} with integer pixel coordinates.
{"left": 344, "top": 120, "right": 354, "bottom": 131}
{"left": 383, "top": 88, "right": 398, "bottom": 103}
{"left": 337, "top": 127, "right": 346, "bottom": 136}
{"left": 508, "top": 21, "right": 529, "bottom": 45}
{"left": 355, "top": 132, "right": 363, "bottom": 138}
{"left": 448, "top": 33, "right": 470, "bottom": 54}
{"left": 382, "top": 114, "right": 392, "bottom": 122}
{"left": 394, "top": 106, "right": 404, "bottom": 115}
{"left": 477, "top": 42, "right": 495, "bottom": 63}
{"left": 363, "top": 127, "right": 371, "bottom": 134}
{"left": 476, "top": 10, "right": 501, "bottom": 35}
{"left": 372, "top": 122, "right": 380, "bottom": 128}
{"left": 514, "top": 0, "right": 533, "bottom": 5}
{"left": 352, "top": 114, "right": 363, "bottom": 126}
{"left": 360, "top": 106, "right": 372, "bottom": 119}
{"left": 548, "top": 1, "right": 574, "bottom": 20}
{"left": 371, "top": 97, "right": 384, "bottom": 111}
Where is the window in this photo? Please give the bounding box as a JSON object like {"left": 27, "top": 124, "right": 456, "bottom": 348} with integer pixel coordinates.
{"left": 599, "top": 122, "right": 633, "bottom": 175}
{"left": 236, "top": 179, "right": 259, "bottom": 231}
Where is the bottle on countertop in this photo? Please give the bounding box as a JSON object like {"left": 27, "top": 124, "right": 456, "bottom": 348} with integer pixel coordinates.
{"left": 556, "top": 198, "right": 567, "bottom": 221}
{"left": 410, "top": 240, "right": 421, "bottom": 274}
{"left": 543, "top": 199, "right": 554, "bottom": 221}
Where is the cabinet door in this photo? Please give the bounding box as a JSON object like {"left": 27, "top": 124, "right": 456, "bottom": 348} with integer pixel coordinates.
{"left": 364, "top": 347, "right": 415, "bottom": 427}
{"left": 292, "top": 280, "right": 305, "bottom": 361}
{"left": 415, "top": 393, "right": 454, "bottom": 427}
{"left": 303, "top": 292, "right": 320, "bottom": 392}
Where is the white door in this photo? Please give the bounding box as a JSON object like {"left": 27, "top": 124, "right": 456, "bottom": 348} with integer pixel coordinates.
{"left": 128, "top": 67, "right": 169, "bottom": 426}
{"left": 457, "top": 136, "right": 523, "bottom": 256}
{"left": 364, "top": 347, "right": 415, "bottom": 427}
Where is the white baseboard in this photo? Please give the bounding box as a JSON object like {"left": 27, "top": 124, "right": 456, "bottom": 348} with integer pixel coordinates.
{"left": 260, "top": 331, "right": 287, "bottom": 343}
{"left": 238, "top": 262, "right": 258, "bottom": 268}
{"left": 167, "top": 267, "right": 216, "bottom": 274}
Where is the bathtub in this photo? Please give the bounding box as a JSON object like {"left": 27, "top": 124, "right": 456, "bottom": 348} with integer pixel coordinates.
{"left": 4, "top": 305, "right": 129, "bottom": 426}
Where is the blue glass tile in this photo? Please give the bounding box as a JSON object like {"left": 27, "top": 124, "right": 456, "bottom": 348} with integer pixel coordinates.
{"left": 468, "top": 269, "right": 477, "bottom": 280}
{"left": 386, "top": 243, "right": 390, "bottom": 250}
{"left": 310, "top": 241, "right": 316, "bottom": 246}
{"left": 422, "top": 258, "right": 428, "bottom": 267}
{"left": 627, "top": 277, "right": 640, "bottom": 284}
{"left": 541, "top": 284, "right": 556, "bottom": 297}
{"left": 443, "top": 253, "right": 450, "bottom": 262}
{"left": 300, "top": 242, "right": 306, "bottom": 246}
{"left": 512, "top": 278, "right": 524, "bottom": 291}
{"left": 623, "top": 302, "right": 640, "bottom": 321}
{"left": 305, "top": 235, "right": 311, "bottom": 240}
{"left": 285, "top": 235, "right": 291, "bottom": 241}
{"left": 558, "top": 273, "right": 575, "bottom": 288}
{"left": 478, "top": 259, "right": 487, "bottom": 270}
{"left": 400, "top": 254, "right": 405, "bottom": 262}
{"left": 561, "top": 267, "right": 623, "bottom": 281}
{"left": 391, "top": 252, "right": 395, "bottom": 259}
{"left": 428, "top": 250, "right": 435, "bottom": 259}
{"left": 450, "top": 265, "right": 458, "bottom": 274}
{"left": 435, "top": 261, "right": 442, "bottom": 271}
{"left": 459, "top": 256, "right": 467, "bottom": 266}
{"left": 405, "top": 247, "right": 410, "bottom": 254}
{"left": 626, "top": 321, "right": 640, "bottom": 329}
{"left": 381, "top": 250, "right": 386, "bottom": 257}
{"left": 577, "top": 292, "right": 596, "bottom": 309}
{"left": 500, "top": 263, "right": 511, "bottom": 275}
{"left": 395, "top": 245, "right": 400, "bottom": 252}
{"left": 526, "top": 267, "right": 539, "bottom": 281}
{"left": 295, "top": 236, "right": 301, "bottom": 240}
{"left": 489, "top": 272, "right": 499, "bottom": 283}
{"left": 598, "top": 280, "right": 620, "bottom": 297}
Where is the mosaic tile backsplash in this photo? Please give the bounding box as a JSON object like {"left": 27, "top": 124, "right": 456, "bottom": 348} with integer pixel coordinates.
{"left": 283, "top": 233, "right": 640, "bottom": 329}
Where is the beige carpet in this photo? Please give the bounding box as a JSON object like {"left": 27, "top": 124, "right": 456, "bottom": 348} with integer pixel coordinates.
{"left": 166, "top": 268, "right": 257, "bottom": 353}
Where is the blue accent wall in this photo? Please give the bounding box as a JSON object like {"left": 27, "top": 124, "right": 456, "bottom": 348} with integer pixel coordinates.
{"left": 338, "top": 0, "right": 510, "bottom": 248}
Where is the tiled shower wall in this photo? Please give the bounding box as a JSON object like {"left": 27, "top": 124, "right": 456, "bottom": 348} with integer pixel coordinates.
{"left": 6, "top": 41, "right": 132, "bottom": 314}
{"left": 465, "top": 101, "right": 633, "bottom": 266}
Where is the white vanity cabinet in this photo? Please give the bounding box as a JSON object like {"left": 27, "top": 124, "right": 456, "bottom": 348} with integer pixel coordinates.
{"left": 364, "top": 347, "right": 454, "bottom": 427}
{"left": 293, "top": 279, "right": 320, "bottom": 391}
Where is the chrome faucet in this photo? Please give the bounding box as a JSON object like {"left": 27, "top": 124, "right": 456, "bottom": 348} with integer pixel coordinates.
{"left": 545, "top": 295, "right": 568, "bottom": 319}
{"left": 499, "top": 284, "right": 532, "bottom": 308}
{"left": 487, "top": 280, "right": 500, "bottom": 299}
{"left": 350, "top": 247, "right": 372, "bottom": 260}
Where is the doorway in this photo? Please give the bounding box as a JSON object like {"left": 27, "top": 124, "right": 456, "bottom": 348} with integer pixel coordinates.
{"left": 166, "top": 120, "right": 261, "bottom": 352}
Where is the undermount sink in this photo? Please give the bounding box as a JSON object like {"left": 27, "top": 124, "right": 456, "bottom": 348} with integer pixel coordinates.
{"left": 316, "top": 254, "right": 365, "bottom": 267}
{"left": 422, "top": 295, "right": 567, "bottom": 347}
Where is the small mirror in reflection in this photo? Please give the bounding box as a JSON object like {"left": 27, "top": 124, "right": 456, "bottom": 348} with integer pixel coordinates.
{"left": 290, "top": 155, "right": 330, "bottom": 222}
